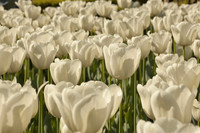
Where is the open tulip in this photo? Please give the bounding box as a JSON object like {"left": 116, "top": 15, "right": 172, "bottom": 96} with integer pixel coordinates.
{"left": 15, "top": 0, "right": 32, "bottom": 11}
{"left": 44, "top": 81, "right": 122, "bottom": 133}
{"left": 138, "top": 79, "right": 195, "bottom": 123}
{"left": 0, "top": 79, "right": 38, "bottom": 133}
{"left": 67, "top": 40, "right": 96, "bottom": 67}
{"left": 137, "top": 117, "right": 200, "bottom": 133}
{"left": 103, "top": 43, "right": 141, "bottom": 80}
{"left": 128, "top": 35, "right": 152, "bottom": 59}
{"left": 149, "top": 30, "right": 172, "bottom": 54}
{"left": 50, "top": 58, "right": 82, "bottom": 85}
{"left": 171, "top": 21, "right": 200, "bottom": 46}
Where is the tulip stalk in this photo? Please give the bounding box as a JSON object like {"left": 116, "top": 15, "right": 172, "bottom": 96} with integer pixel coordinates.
{"left": 173, "top": 37, "right": 176, "bottom": 54}
{"left": 183, "top": 46, "right": 186, "bottom": 60}
{"left": 38, "top": 69, "right": 44, "bottom": 133}
{"left": 119, "top": 80, "right": 123, "bottom": 133}
{"left": 142, "top": 58, "right": 146, "bottom": 85}
{"left": 101, "top": 59, "right": 105, "bottom": 83}
{"left": 81, "top": 67, "right": 86, "bottom": 83}
{"left": 133, "top": 72, "right": 137, "bottom": 133}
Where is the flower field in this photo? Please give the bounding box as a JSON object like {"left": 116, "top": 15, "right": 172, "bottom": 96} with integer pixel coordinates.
{"left": 1, "top": 0, "right": 200, "bottom": 133}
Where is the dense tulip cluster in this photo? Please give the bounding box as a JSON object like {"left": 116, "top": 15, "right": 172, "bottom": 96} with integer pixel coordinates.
{"left": 1, "top": 0, "right": 200, "bottom": 133}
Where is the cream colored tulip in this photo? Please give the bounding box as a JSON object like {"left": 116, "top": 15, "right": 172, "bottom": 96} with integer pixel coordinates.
{"left": 79, "top": 14, "right": 94, "bottom": 31}
{"left": 138, "top": 80, "right": 195, "bottom": 122}
{"left": 137, "top": 117, "right": 200, "bottom": 133}
{"left": 171, "top": 21, "right": 200, "bottom": 46}
{"left": 156, "top": 58, "right": 200, "bottom": 96}
{"left": 149, "top": 30, "right": 172, "bottom": 54}
{"left": 0, "top": 79, "right": 38, "bottom": 133}
{"left": 192, "top": 39, "right": 200, "bottom": 58}
{"left": 15, "top": 0, "right": 32, "bottom": 11}
{"left": 192, "top": 99, "right": 200, "bottom": 122}
{"left": 59, "top": 1, "right": 85, "bottom": 17}
{"left": 117, "top": 0, "right": 132, "bottom": 9}
{"left": 0, "top": 44, "right": 12, "bottom": 75}
{"left": 45, "top": 81, "right": 122, "bottom": 133}
{"left": 146, "top": 0, "right": 163, "bottom": 17}
{"left": 89, "top": 34, "right": 123, "bottom": 59}
{"left": 33, "top": 14, "right": 50, "bottom": 28}
{"left": 95, "top": 1, "right": 117, "bottom": 18}
{"left": 50, "top": 58, "right": 82, "bottom": 85}
{"left": 8, "top": 46, "right": 26, "bottom": 73}
{"left": 151, "top": 17, "right": 165, "bottom": 32}
{"left": 128, "top": 35, "right": 152, "bottom": 59}
{"left": 24, "top": 5, "right": 41, "bottom": 20}
{"left": 103, "top": 43, "right": 141, "bottom": 80}
{"left": 67, "top": 40, "right": 96, "bottom": 67}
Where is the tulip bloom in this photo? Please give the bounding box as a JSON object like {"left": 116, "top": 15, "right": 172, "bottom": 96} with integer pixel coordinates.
{"left": 192, "top": 99, "right": 200, "bottom": 122}
{"left": 151, "top": 17, "right": 165, "bottom": 32}
{"left": 44, "top": 81, "right": 122, "bottom": 133}
{"left": 50, "top": 58, "right": 82, "bottom": 85}
{"left": 171, "top": 21, "right": 200, "bottom": 46}
{"left": 24, "top": 5, "right": 41, "bottom": 20}
{"left": 192, "top": 39, "right": 200, "bottom": 58}
{"left": 0, "top": 45, "right": 12, "bottom": 75}
{"left": 137, "top": 117, "right": 200, "bottom": 133}
{"left": 103, "top": 43, "right": 141, "bottom": 80}
{"left": 0, "top": 79, "right": 38, "bottom": 133}
{"left": 117, "top": 0, "right": 132, "bottom": 9}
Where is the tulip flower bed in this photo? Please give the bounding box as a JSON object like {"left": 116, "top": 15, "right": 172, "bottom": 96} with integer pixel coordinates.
{"left": 1, "top": 0, "right": 200, "bottom": 133}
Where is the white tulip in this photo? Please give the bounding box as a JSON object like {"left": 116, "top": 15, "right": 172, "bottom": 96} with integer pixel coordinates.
{"left": 0, "top": 45, "right": 12, "bottom": 75}
{"left": 17, "top": 25, "right": 34, "bottom": 39}
{"left": 185, "top": 11, "right": 200, "bottom": 24}
{"left": 33, "top": 14, "right": 51, "bottom": 28}
{"left": 192, "top": 99, "right": 200, "bottom": 122}
{"left": 151, "top": 17, "right": 165, "bottom": 32}
{"left": 43, "top": 7, "right": 57, "bottom": 18}
{"left": 163, "top": 12, "right": 183, "bottom": 32}
{"left": 50, "top": 58, "right": 82, "bottom": 85}
{"left": 79, "top": 14, "right": 94, "bottom": 31}
{"left": 0, "top": 79, "right": 38, "bottom": 133}
{"left": 156, "top": 58, "right": 200, "bottom": 96}
{"left": 0, "top": 26, "right": 17, "bottom": 45}
{"left": 89, "top": 34, "right": 123, "bottom": 59}
{"left": 103, "top": 43, "right": 141, "bottom": 80}
{"left": 137, "top": 117, "right": 200, "bottom": 133}
{"left": 15, "top": 0, "right": 32, "bottom": 11}
{"left": 24, "top": 5, "right": 41, "bottom": 20}
{"left": 171, "top": 21, "right": 200, "bottom": 46}
{"left": 67, "top": 40, "right": 96, "bottom": 67}
{"left": 138, "top": 79, "right": 195, "bottom": 122}
{"left": 117, "top": 0, "right": 132, "bottom": 9}
{"left": 192, "top": 39, "right": 200, "bottom": 58}
{"left": 146, "top": 0, "right": 163, "bottom": 17}
{"left": 128, "top": 35, "right": 152, "bottom": 59}
{"left": 45, "top": 81, "right": 122, "bottom": 133}
{"left": 8, "top": 46, "right": 26, "bottom": 73}
{"left": 149, "top": 30, "right": 172, "bottom": 54}
{"left": 79, "top": 2, "right": 96, "bottom": 16}
{"left": 59, "top": 1, "right": 85, "bottom": 17}
{"left": 95, "top": 1, "right": 117, "bottom": 18}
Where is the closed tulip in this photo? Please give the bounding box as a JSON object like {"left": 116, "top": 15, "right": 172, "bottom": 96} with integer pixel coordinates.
{"left": 128, "top": 35, "right": 152, "bottom": 59}
{"left": 67, "top": 40, "right": 96, "bottom": 67}
{"left": 79, "top": 14, "right": 94, "bottom": 31}
{"left": 15, "top": 0, "right": 32, "bottom": 11}
{"left": 8, "top": 46, "right": 26, "bottom": 73}
{"left": 137, "top": 117, "right": 200, "bottom": 133}
{"left": 192, "top": 99, "right": 200, "bottom": 122}
{"left": 146, "top": 0, "right": 163, "bottom": 17}
{"left": 89, "top": 34, "right": 123, "bottom": 59}
{"left": 24, "top": 5, "right": 41, "bottom": 20}
{"left": 171, "top": 21, "right": 200, "bottom": 46}
{"left": 0, "top": 79, "right": 38, "bottom": 133}
{"left": 149, "top": 30, "right": 172, "bottom": 54}
{"left": 192, "top": 39, "right": 200, "bottom": 58}
{"left": 95, "top": 1, "right": 117, "bottom": 18}
{"left": 103, "top": 43, "right": 141, "bottom": 80}
{"left": 0, "top": 44, "right": 12, "bottom": 75}
{"left": 151, "top": 17, "right": 165, "bottom": 32}
{"left": 117, "top": 0, "right": 132, "bottom": 9}
{"left": 44, "top": 81, "right": 122, "bottom": 133}
{"left": 50, "top": 58, "right": 82, "bottom": 85}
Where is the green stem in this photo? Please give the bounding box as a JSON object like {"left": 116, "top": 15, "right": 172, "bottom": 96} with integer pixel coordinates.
{"left": 38, "top": 69, "right": 44, "bottom": 133}
{"left": 56, "top": 118, "right": 60, "bottom": 133}
{"left": 133, "top": 73, "right": 137, "bottom": 133}
{"left": 173, "top": 37, "right": 176, "bottom": 54}
{"left": 81, "top": 67, "right": 86, "bottom": 83}
{"left": 10, "top": 73, "right": 14, "bottom": 80}
{"left": 101, "top": 59, "right": 105, "bottom": 83}
{"left": 183, "top": 46, "right": 185, "bottom": 60}
{"left": 119, "top": 80, "right": 123, "bottom": 133}
{"left": 48, "top": 68, "right": 52, "bottom": 84}
{"left": 142, "top": 58, "right": 146, "bottom": 85}
{"left": 24, "top": 59, "right": 27, "bottom": 83}
{"left": 3, "top": 74, "right": 6, "bottom": 80}
{"left": 139, "top": 61, "right": 142, "bottom": 84}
